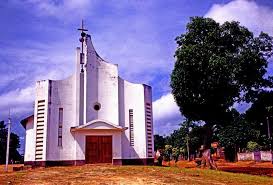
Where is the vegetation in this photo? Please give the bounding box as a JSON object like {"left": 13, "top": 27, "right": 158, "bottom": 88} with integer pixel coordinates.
{"left": 0, "top": 121, "right": 22, "bottom": 164}
{"left": 171, "top": 17, "right": 273, "bottom": 124}
{"left": 154, "top": 120, "right": 204, "bottom": 161}
{"left": 166, "top": 17, "right": 273, "bottom": 159}
{"left": 247, "top": 141, "right": 261, "bottom": 152}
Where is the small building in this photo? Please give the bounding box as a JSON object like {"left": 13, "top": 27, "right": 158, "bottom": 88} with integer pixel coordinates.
{"left": 21, "top": 29, "right": 154, "bottom": 166}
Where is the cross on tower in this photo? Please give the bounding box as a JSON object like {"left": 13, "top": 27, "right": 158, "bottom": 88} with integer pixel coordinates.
{"left": 78, "top": 20, "right": 88, "bottom": 35}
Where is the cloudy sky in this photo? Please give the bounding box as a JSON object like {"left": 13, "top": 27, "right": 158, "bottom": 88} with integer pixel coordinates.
{"left": 1, "top": 0, "right": 273, "bottom": 152}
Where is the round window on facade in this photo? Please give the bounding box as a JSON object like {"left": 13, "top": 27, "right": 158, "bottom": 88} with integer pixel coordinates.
{"left": 93, "top": 103, "right": 101, "bottom": 111}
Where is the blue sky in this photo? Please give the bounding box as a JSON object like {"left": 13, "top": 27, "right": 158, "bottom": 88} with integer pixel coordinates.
{"left": 1, "top": 0, "right": 273, "bottom": 153}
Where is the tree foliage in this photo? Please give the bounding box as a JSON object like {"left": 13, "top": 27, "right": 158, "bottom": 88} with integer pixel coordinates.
{"left": 154, "top": 121, "right": 204, "bottom": 159}
{"left": 247, "top": 141, "right": 261, "bottom": 152}
{"left": 154, "top": 134, "right": 165, "bottom": 151}
{"left": 246, "top": 91, "right": 273, "bottom": 125}
{"left": 244, "top": 91, "right": 273, "bottom": 150}
{"left": 171, "top": 17, "right": 273, "bottom": 125}
{"left": 0, "top": 121, "right": 22, "bottom": 164}
{"left": 214, "top": 112, "right": 259, "bottom": 150}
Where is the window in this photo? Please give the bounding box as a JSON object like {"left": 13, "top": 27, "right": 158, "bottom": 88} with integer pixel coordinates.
{"left": 129, "top": 109, "right": 134, "bottom": 146}
{"left": 93, "top": 102, "right": 101, "bottom": 111}
{"left": 58, "top": 108, "right": 63, "bottom": 147}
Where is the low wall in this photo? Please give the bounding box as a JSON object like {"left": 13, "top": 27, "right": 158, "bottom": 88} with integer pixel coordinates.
{"left": 261, "top": 151, "right": 272, "bottom": 161}
{"left": 237, "top": 151, "right": 272, "bottom": 162}
{"left": 237, "top": 152, "right": 254, "bottom": 161}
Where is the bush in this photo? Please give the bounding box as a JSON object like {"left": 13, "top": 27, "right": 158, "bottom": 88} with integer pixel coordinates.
{"left": 247, "top": 141, "right": 261, "bottom": 152}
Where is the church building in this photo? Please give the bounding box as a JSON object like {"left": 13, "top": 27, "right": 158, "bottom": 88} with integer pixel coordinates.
{"left": 20, "top": 26, "right": 154, "bottom": 166}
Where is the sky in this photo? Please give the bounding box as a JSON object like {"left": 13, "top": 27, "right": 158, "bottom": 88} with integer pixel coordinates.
{"left": 1, "top": 0, "right": 273, "bottom": 153}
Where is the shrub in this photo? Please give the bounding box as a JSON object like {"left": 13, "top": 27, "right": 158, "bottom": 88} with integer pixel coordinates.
{"left": 247, "top": 141, "right": 261, "bottom": 152}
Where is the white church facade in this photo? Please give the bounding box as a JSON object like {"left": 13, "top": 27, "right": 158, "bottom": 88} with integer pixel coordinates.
{"left": 21, "top": 29, "right": 154, "bottom": 166}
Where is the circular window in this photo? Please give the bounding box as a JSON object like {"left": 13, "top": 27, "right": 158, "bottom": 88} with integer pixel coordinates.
{"left": 93, "top": 103, "right": 101, "bottom": 111}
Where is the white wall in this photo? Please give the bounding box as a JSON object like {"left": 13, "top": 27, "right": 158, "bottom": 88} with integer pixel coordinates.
{"left": 84, "top": 35, "right": 119, "bottom": 125}
{"left": 261, "top": 151, "right": 272, "bottom": 161}
{"left": 237, "top": 152, "right": 254, "bottom": 161}
{"left": 46, "top": 75, "right": 77, "bottom": 161}
{"left": 34, "top": 80, "right": 50, "bottom": 161}
{"left": 119, "top": 78, "right": 147, "bottom": 159}
{"left": 24, "top": 117, "right": 35, "bottom": 162}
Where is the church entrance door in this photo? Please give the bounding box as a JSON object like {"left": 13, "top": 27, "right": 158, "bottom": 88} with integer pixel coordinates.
{"left": 85, "top": 136, "right": 112, "bottom": 164}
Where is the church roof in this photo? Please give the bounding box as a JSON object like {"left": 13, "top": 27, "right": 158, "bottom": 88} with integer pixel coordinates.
{"left": 70, "top": 119, "right": 127, "bottom": 132}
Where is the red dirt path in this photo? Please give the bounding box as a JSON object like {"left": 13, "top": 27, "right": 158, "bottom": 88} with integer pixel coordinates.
{"left": 164, "top": 160, "right": 273, "bottom": 177}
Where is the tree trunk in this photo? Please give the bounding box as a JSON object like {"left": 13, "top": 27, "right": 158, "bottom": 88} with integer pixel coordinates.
{"left": 203, "top": 124, "right": 213, "bottom": 149}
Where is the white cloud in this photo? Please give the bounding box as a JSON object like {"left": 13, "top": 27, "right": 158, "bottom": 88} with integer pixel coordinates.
{"left": 205, "top": 0, "right": 273, "bottom": 113}
{"left": 14, "top": 0, "right": 93, "bottom": 20}
{"left": 1, "top": 0, "right": 180, "bottom": 137}
{"left": 153, "top": 93, "right": 183, "bottom": 135}
{"left": 0, "top": 86, "right": 34, "bottom": 107}
{"left": 205, "top": 0, "right": 273, "bottom": 35}
{"left": 0, "top": 86, "right": 34, "bottom": 115}
{"left": 153, "top": 93, "right": 180, "bottom": 121}
{"left": 0, "top": 39, "right": 76, "bottom": 117}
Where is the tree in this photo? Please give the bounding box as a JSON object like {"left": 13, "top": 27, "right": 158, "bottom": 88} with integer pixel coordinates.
{"left": 0, "top": 121, "right": 22, "bottom": 164}
{"left": 154, "top": 134, "right": 166, "bottom": 151}
{"left": 171, "top": 17, "right": 273, "bottom": 127}
{"left": 164, "top": 145, "right": 173, "bottom": 166}
{"left": 246, "top": 91, "right": 273, "bottom": 126}
{"left": 245, "top": 91, "right": 273, "bottom": 150}
{"left": 213, "top": 110, "right": 267, "bottom": 161}
{"left": 163, "top": 120, "right": 203, "bottom": 160}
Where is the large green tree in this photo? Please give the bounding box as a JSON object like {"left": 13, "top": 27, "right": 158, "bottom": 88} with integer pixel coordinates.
{"left": 171, "top": 17, "right": 273, "bottom": 126}
{"left": 0, "top": 121, "right": 22, "bottom": 164}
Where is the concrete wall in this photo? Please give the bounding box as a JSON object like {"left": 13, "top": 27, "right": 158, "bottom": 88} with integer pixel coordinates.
{"left": 24, "top": 117, "right": 35, "bottom": 162}
{"left": 119, "top": 78, "right": 147, "bottom": 159}
{"left": 46, "top": 75, "right": 77, "bottom": 161}
{"left": 84, "top": 35, "right": 119, "bottom": 125}
{"left": 237, "top": 152, "right": 254, "bottom": 161}
{"left": 34, "top": 80, "right": 50, "bottom": 161}
{"left": 261, "top": 151, "right": 272, "bottom": 161}
{"left": 238, "top": 151, "right": 272, "bottom": 162}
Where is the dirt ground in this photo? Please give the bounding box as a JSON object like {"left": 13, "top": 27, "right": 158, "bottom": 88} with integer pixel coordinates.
{"left": 1, "top": 162, "right": 273, "bottom": 185}
{"left": 164, "top": 160, "right": 273, "bottom": 177}
{"left": 219, "top": 161, "right": 273, "bottom": 177}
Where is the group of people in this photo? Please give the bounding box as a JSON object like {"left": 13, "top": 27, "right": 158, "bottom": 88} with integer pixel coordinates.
{"left": 196, "top": 144, "right": 219, "bottom": 169}
{"left": 154, "top": 143, "right": 220, "bottom": 169}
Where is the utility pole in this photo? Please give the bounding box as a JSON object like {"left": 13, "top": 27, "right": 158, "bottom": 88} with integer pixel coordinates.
{"left": 5, "top": 110, "right": 11, "bottom": 172}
